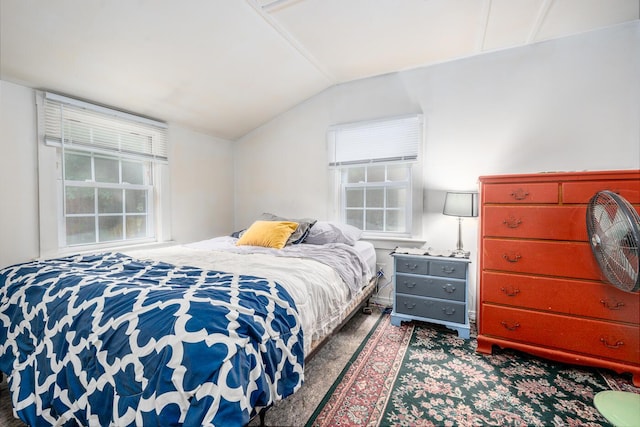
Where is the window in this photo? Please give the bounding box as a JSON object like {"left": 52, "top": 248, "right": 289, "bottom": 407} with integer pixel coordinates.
{"left": 328, "top": 115, "right": 423, "bottom": 236}
{"left": 342, "top": 163, "right": 411, "bottom": 233}
{"left": 38, "top": 92, "right": 167, "bottom": 250}
{"left": 63, "top": 151, "right": 153, "bottom": 246}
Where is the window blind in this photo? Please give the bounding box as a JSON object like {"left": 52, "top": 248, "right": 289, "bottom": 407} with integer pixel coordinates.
{"left": 43, "top": 92, "right": 168, "bottom": 162}
{"left": 328, "top": 114, "right": 422, "bottom": 166}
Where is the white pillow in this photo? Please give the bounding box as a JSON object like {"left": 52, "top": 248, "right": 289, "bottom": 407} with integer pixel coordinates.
{"left": 304, "top": 221, "right": 362, "bottom": 245}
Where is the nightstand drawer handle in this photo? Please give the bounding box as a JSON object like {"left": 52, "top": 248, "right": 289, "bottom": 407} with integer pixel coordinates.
{"left": 500, "top": 287, "right": 520, "bottom": 297}
{"left": 442, "top": 307, "right": 456, "bottom": 316}
{"left": 501, "top": 321, "right": 520, "bottom": 331}
{"left": 405, "top": 282, "right": 417, "bottom": 288}
{"left": 600, "top": 337, "right": 624, "bottom": 349}
{"left": 502, "top": 253, "right": 521, "bottom": 263}
{"left": 403, "top": 302, "right": 416, "bottom": 309}
{"left": 404, "top": 263, "right": 419, "bottom": 271}
{"left": 441, "top": 266, "right": 456, "bottom": 274}
{"left": 442, "top": 284, "right": 456, "bottom": 293}
{"left": 600, "top": 299, "right": 624, "bottom": 310}
{"left": 503, "top": 216, "right": 522, "bottom": 228}
{"left": 510, "top": 189, "right": 529, "bottom": 200}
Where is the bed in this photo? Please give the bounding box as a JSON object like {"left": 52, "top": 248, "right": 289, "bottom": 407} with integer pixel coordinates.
{"left": 0, "top": 219, "right": 377, "bottom": 426}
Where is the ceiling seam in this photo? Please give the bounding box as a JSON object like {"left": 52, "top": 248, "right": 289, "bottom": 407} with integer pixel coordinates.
{"left": 527, "top": 0, "right": 554, "bottom": 43}
{"left": 476, "top": 0, "right": 492, "bottom": 52}
{"left": 245, "top": 0, "right": 336, "bottom": 84}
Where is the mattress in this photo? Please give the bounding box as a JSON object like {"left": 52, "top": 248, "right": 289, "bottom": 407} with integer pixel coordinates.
{"left": 126, "top": 237, "right": 376, "bottom": 357}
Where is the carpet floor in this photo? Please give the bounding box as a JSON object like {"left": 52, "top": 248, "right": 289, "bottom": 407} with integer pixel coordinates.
{"left": 308, "top": 313, "right": 640, "bottom": 427}
{"left": 2, "top": 308, "right": 638, "bottom": 426}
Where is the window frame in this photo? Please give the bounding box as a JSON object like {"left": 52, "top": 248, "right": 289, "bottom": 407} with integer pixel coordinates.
{"left": 60, "top": 150, "right": 155, "bottom": 248}
{"left": 36, "top": 91, "right": 170, "bottom": 258}
{"left": 328, "top": 115, "right": 423, "bottom": 238}
{"left": 340, "top": 162, "right": 413, "bottom": 235}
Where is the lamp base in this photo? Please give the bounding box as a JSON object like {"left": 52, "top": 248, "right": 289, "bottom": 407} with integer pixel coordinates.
{"left": 451, "top": 249, "right": 470, "bottom": 258}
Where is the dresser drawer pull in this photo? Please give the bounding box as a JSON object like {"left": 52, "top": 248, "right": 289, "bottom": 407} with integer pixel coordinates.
{"left": 403, "top": 302, "right": 416, "bottom": 310}
{"left": 500, "top": 287, "right": 520, "bottom": 297}
{"left": 510, "top": 189, "right": 530, "bottom": 200}
{"left": 502, "top": 253, "right": 522, "bottom": 263}
{"left": 501, "top": 321, "right": 520, "bottom": 331}
{"left": 442, "top": 307, "right": 456, "bottom": 316}
{"left": 404, "top": 263, "right": 419, "bottom": 271}
{"left": 600, "top": 337, "right": 624, "bottom": 349}
{"left": 503, "top": 216, "right": 522, "bottom": 228}
{"left": 404, "top": 282, "right": 417, "bottom": 288}
{"left": 442, "top": 284, "right": 456, "bottom": 293}
{"left": 441, "top": 266, "right": 456, "bottom": 274}
{"left": 600, "top": 299, "right": 624, "bottom": 310}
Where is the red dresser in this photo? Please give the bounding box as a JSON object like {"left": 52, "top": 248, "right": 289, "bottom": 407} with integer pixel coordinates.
{"left": 477, "top": 170, "right": 640, "bottom": 386}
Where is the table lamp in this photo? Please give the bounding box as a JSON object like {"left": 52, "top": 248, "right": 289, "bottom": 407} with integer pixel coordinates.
{"left": 443, "top": 191, "right": 478, "bottom": 257}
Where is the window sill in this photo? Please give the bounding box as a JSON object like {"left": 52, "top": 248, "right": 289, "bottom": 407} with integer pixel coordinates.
{"left": 361, "top": 235, "right": 426, "bottom": 250}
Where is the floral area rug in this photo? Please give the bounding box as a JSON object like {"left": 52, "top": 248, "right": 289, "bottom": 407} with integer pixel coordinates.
{"left": 307, "top": 313, "right": 639, "bottom": 427}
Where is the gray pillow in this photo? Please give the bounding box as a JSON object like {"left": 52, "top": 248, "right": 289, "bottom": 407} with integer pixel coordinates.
{"left": 258, "top": 213, "right": 317, "bottom": 245}
{"left": 303, "top": 221, "right": 362, "bottom": 245}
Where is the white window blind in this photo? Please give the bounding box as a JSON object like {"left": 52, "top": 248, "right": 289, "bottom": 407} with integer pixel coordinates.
{"left": 43, "top": 92, "right": 168, "bottom": 162}
{"left": 328, "top": 114, "right": 422, "bottom": 166}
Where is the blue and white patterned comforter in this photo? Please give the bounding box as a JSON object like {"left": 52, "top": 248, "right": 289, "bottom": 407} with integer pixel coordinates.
{"left": 0, "top": 252, "right": 303, "bottom": 426}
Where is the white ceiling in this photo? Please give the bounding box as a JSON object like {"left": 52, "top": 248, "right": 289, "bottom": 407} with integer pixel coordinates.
{"left": 1, "top": 0, "right": 638, "bottom": 140}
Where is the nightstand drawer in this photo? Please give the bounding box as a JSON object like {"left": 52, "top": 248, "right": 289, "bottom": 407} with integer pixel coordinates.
{"left": 429, "top": 260, "right": 467, "bottom": 279}
{"left": 396, "top": 273, "right": 465, "bottom": 302}
{"left": 395, "top": 295, "right": 466, "bottom": 324}
{"left": 395, "top": 257, "right": 429, "bottom": 275}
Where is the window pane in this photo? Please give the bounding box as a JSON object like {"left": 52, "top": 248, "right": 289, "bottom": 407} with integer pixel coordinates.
{"left": 98, "top": 189, "right": 123, "bottom": 214}
{"left": 126, "top": 216, "right": 147, "bottom": 239}
{"left": 387, "top": 188, "right": 406, "bottom": 208}
{"left": 64, "top": 153, "right": 92, "bottom": 181}
{"left": 122, "top": 161, "right": 145, "bottom": 185}
{"left": 99, "top": 216, "right": 123, "bottom": 241}
{"left": 126, "top": 190, "right": 147, "bottom": 213}
{"left": 386, "top": 210, "right": 406, "bottom": 232}
{"left": 345, "top": 188, "right": 364, "bottom": 208}
{"left": 366, "top": 188, "right": 384, "bottom": 208}
{"left": 65, "top": 186, "right": 95, "bottom": 214}
{"left": 367, "top": 166, "right": 385, "bottom": 183}
{"left": 66, "top": 217, "right": 95, "bottom": 245}
{"left": 387, "top": 165, "right": 408, "bottom": 182}
{"left": 365, "top": 210, "right": 384, "bottom": 231}
{"left": 346, "top": 167, "right": 365, "bottom": 183}
{"left": 346, "top": 209, "right": 364, "bottom": 229}
{"left": 95, "top": 157, "right": 119, "bottom": 183}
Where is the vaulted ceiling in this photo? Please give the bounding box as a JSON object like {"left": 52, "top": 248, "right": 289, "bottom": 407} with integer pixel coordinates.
{"left": 1, "top": 0, "right": 638, "bottom": 140}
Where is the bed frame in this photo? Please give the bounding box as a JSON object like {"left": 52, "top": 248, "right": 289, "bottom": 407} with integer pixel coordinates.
{"left": 251, "top": 276, "right": 378, "bottom": 426}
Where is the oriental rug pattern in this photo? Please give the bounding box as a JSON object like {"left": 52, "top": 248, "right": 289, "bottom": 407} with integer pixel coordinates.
{"left": 307, "top": 314, "right": 639, "bottom": 427}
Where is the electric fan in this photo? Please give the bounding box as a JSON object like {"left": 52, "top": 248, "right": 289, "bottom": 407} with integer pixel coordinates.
{"left": 586, "top": 190, "right": 640, "bottom": 426}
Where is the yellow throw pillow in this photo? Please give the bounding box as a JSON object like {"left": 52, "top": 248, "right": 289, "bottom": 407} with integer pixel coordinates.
{"left": 236, "top": 220, "right": 299, "bottom": 249}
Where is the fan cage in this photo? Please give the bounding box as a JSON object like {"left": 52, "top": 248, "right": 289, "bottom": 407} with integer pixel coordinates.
{"left": 586, "top": 190, "right": 640, "bottom": 293}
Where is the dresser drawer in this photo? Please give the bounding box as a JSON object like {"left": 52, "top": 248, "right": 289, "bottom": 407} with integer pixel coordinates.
{"left": 481, "top": 271, "right": 640, "bottom": 323}
{"left": 429, "top": 260, "right": 467, "bottom": 279}
{"left": 483, "top": 238, "right": 601, "bottom": 280}
{"left": 481, "top": 305, "right": 640, "bottom": 364}
{"left": 482, "top": 206, "right": 588, "bottom": 241}
{"left": 395, "top": 256, "right": 429, "bottom": 275}
{"left": 562, "top": 180, "right": 640, "bottom": 204}
{"left": 396, "top": 294, "right": 465, "bottom": 324}
{"left": 483, "top": 182, "right": 558, "bottom": 204}
{"left": 396, "top": 273, "right": 465, "bottom": 302}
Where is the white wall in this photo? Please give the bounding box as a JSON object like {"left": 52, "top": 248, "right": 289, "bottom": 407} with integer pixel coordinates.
{"left": 0, "top": 80, "right": 235, "bottom": 268}
{"left": 234, "top": 23, "right": 640, "bottom": 310}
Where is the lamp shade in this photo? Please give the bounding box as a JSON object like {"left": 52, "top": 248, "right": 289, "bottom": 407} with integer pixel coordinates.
{"left": 443, "top": 192, "right": 478, "bottom": 217}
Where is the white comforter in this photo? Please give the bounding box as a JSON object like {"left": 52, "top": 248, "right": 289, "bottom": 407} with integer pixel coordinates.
{"left": 125, "top": 238, "right": 373, "bottom": 356}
